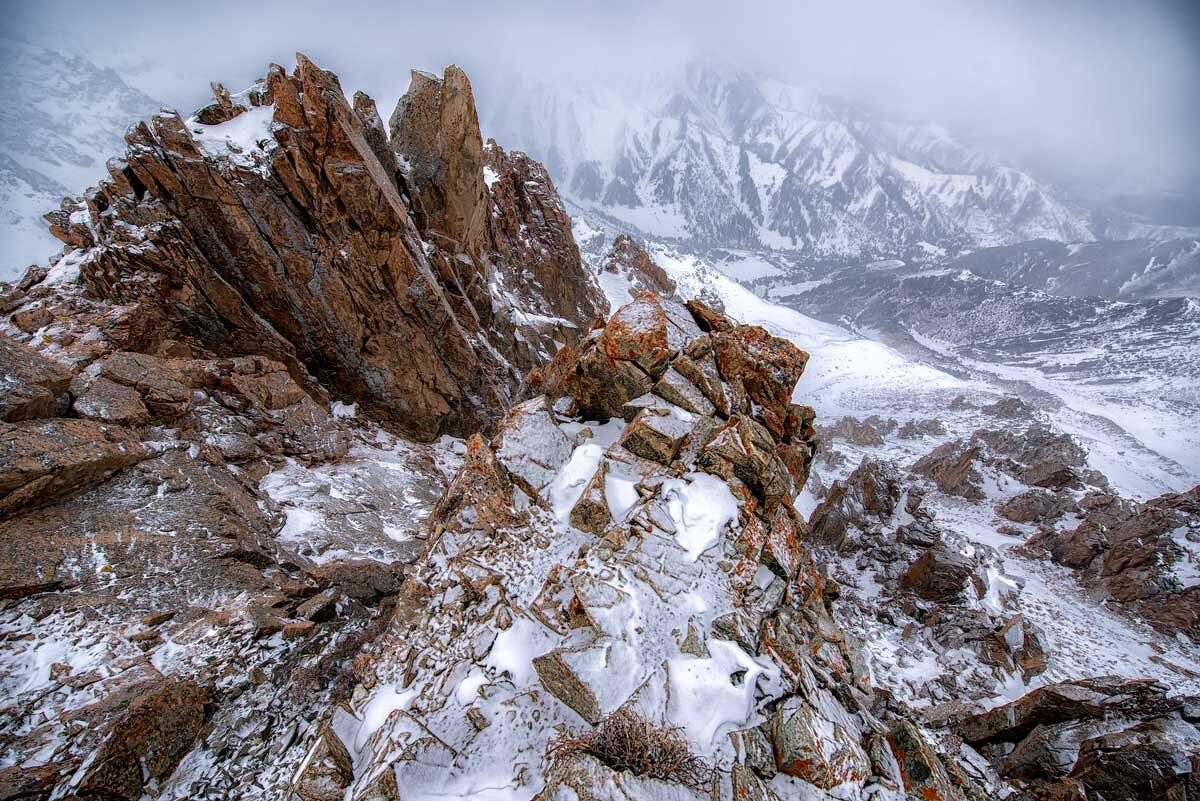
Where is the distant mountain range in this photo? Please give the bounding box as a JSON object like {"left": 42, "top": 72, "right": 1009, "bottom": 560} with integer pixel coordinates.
{"left": 486, "top": 62, "right": 1105, "bottom": 257}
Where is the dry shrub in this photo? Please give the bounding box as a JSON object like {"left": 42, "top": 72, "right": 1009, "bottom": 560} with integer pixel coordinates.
{"left": 545, "top": 707, "right": 712, "bottom": 790}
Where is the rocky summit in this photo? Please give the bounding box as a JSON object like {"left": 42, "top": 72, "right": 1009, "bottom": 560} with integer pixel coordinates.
{"left": 1, "top": 50, "right": 1199, "bottom": 801}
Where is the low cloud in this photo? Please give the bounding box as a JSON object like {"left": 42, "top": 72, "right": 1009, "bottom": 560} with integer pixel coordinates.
{"left": 6, "top": 0, "right": 1198, "bottom": 195}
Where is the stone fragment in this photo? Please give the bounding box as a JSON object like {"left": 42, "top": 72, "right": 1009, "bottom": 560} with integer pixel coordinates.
{"left": 570, "top": 461, "right": 610, "bottom": 535}
{"left": 902, "top": 544, "right": 975, "bottom": 602}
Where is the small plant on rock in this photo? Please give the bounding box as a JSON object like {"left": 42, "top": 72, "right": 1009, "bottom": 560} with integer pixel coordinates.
{"left": 545, "top": 707, "right": 712, "bottom": 791}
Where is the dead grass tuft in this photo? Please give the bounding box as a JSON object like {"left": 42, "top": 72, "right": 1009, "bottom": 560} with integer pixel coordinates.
{"left": 545, "top": 707, "right": 712, "bottom": 790}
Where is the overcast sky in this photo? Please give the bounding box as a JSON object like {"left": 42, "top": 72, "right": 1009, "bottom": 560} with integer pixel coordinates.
{"left": 6, "top": 0, "right": 1199, "bottom": 196}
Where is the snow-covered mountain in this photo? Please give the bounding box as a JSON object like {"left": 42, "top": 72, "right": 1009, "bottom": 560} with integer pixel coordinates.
{"left": 0, "top": 38, "right": 161, "bottom": 279}
{"left": 485, "top": 61, "right": 1096, "bottom": 257}
{"left": 940, "top": 236, "right": 1200, "bottom": 299}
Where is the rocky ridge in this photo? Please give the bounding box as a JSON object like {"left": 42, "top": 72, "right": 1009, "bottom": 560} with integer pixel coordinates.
{"left": 23, "top": 55, "right": 600, "bottom": 442}
{"left": 290, "top": 293, "right": 1002, "bottom": 801}
{"left": 0, "top": 54, "right": 601, "bottom": 800}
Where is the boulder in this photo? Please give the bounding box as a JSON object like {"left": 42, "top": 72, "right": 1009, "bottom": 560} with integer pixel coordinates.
{"left": 996, "top": 489, "right": 1071, "bottom": 525}
{"left": 0, "top": 418, "right": 149, "bottom": 515}
{"left": 902, "top": 544, "right": 975, "bottom": 601}
{"left": 768, "top": 692, "right": 871, "bottom": 787}
{"left": 570, "top": 462, "right": 611, "bottom": 534}
{"left": 912, "top": 441, "right": 985, "bottom": 501}
{"left": 956, "top": 677, "right": 1199, "bottom": 800}
{"left": 711, "top": 324, "right": 808, "bottom": 425}
{"left": 620, "top": 407, "right": 693, "bottom": 465}
{"left": 0, "top": 333, "right": 72, "bottom": 421}
{"left": 821, "top": 415, "right": 898, "bottom": 447}
{"left": 1069, "top": 717, "right": 1200, "bottom": 801}
{"left": 809, "top": 458, "right": 902, "bottom": 550}
{"left": 886, "top": 720, "right": 969, "bottom": 801}
{"left": 957, "top": 677, "right": 1173, "bottom": 746}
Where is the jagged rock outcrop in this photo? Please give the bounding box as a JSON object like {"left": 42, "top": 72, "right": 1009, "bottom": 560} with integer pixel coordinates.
{"left": 956, "top": 677, "right": 1200, "bottom": 800}
{"left": 0, "top": 53, "right": 601, "bottom": 800}
{"left": 603, "top": 234, "right": 676, "bottom": 297}
{"left": 912, "top": 423, "right": 1102, "bottom": 501}
{"left": 484, "top": 140, "right": 605, "bottom": 330}
{"left": 389, "top": 66, "right": 489, "bottom": 256}
{"left": 17, "top": 54, "right": 601, "bottom": 441}
{"left": 1028, "top": 485, "right": 1200, "bottom": 639}
{"left": 291, "top": 295, "right": 992, "bottom": 801}
{"left": 820, "top": 415, "right": 898, "bottom": 448}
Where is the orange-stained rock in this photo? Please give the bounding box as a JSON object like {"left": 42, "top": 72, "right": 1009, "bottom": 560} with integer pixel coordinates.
{"left": 711, "top": 324, "right": 809, "bottom": 422}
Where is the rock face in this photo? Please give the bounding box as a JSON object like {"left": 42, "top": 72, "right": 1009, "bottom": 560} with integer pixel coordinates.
{"left": 1029, "top": 485, "right": 1200, "bottom": 639}
{"left": 390, "top": 66, "right": 489, "bottom": 256}
{"left": 957, "top": 677, "right": 1200, "bottom": 800}
{"left": 604, "top": 234, "right": 676, "bottom": 297}
{"left": 484, "top": 140, "right": 605, "bottom": 330}
{"left": 25, "top": 55, "right": 601, "bottom": 441}
{"left": 293, "top": 296, "right": 985, "bottom": 801}
{"left": 0, "top": 418, "right": 150, "bottom": 515}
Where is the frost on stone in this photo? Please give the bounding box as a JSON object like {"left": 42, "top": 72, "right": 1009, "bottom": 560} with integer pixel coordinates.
{"left": 494, "top": 396, "right": 574, "bottom": 493}
{"left": 660, "top": 473, "right": 740, "bottom": 561}
{"left": 187, "top": 102, "right": 277, "bottom": 172}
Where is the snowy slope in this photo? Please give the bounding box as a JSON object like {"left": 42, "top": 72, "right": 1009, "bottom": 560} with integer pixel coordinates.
{"left": 768, "top": 261, "right": 1200, "bottom": 495}
{"left": 0, "top": 38, "right": 162, "bottom": 280}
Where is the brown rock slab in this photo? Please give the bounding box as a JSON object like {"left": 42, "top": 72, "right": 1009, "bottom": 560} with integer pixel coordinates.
{"left": 75, "top": 677, "right": 210, "bottom": 801}
{"left": 71, "top": 375, "right": 152, "bottom": 426}
{"left": 0, "top": 418, "right": 149, "bottom": 515}
{"left": 902, "top": 544, "right": 975, "bottom": 602}
{"left": 0, "top": 333, "right": 72, "bottom": 422}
